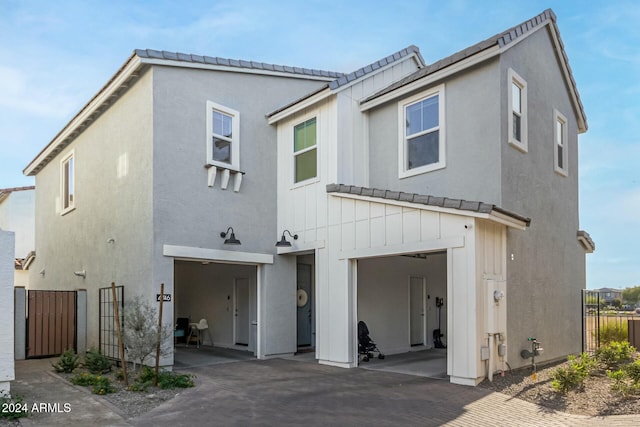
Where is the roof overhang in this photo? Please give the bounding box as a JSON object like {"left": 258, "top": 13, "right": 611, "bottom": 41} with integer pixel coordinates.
{"left": 577, "top": 230, "right": 595, "bottom": 253}
{"left": 327, "top": 184, "right": 530, "bottom": 231}
{"left": 23, "top": 52, "right": 339, "bottom": 177}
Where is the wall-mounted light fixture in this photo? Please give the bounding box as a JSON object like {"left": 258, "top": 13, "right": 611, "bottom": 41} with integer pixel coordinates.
{"left": 74, "top": 270, "right": 86, "bottom": 278}
{"left": 275, "top": 230, "right": 298, "bottom": 247}
{"left": 220, "top": 227, "right": 241, "bottom": 245}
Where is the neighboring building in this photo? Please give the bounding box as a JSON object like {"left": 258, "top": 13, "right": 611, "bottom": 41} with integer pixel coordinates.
{"left": 24, "top": 9, "right": 593, "bottom": 386}
{"left": 0, "top": 229, "right": 15, "bottom": 396}
{"left": 0, "top": 186, "right": 36, "bottom": 288}
{"left": 593, "top": 288, "right": 623, "bottom": 305}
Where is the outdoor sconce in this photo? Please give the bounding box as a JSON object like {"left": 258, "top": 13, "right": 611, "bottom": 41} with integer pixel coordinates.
{"left": 275, "top": 230, "right": 298, "bottom": 247}
{"left": 220, "top": 227, "right": 241, "bottom": 245}
{"left": 74, "top": 270, "right": 86, "bottom": 278}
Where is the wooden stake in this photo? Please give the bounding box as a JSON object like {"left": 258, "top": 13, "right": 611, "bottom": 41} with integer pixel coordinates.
{"left": 111, "top": 282, "right": 128, "bottom": 386}
{"left": 154, "top": 283, "right": 164, "bottom": 387}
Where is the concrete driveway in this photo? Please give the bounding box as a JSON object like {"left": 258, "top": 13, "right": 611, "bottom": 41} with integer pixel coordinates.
{"left": 7, "top": 356, "right": 640, "bottom": 426}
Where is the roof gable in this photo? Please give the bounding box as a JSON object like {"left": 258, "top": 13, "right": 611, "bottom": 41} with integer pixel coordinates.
{"left": 24, "top": 50, "right": 342, "bottom": 177}
{"left": 360, "top": 9, "right": 587, "bottom": 133}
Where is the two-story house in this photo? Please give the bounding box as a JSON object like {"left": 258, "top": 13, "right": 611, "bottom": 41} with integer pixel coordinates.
{"left": 268, "top": 8, "right": 593, "bottom": 385}
{"left": 24, "top": 9, "right": 593, "bottom": 386}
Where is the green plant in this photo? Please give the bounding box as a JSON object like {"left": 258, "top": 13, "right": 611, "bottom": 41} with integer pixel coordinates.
{"left": 0, "top": 396, "right": 29, "bottom": 420}
{"left": 84, "top": 347, "right": 112, "bottom": 374}
{"left": 122, "top": 296, "right": 173, "bottom": 370}
{"left": 69, "top": 372, "right": 115, "bottom": 394}
{"left": 51, "top": 349, "right": 80, "bottom": 373}
{"left": 128, "top": 366, "right": 195, "bottom": 391}
{"left": 91, "top": 376, "right": 116, "bottom": 395}
{"left": 595, "top": 341, "right": 635, "bottom": 369}
{"left": 551, "top": 365, "right": 584, "bottom": 393}
{"left": 550, "top": 352, "right": 596, "bottom": 393}
{"left": 595, "top": 321, "right": 628, "bottom": 345}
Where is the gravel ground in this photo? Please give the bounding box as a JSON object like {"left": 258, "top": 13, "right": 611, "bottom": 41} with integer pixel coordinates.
{"left": 478, "top": 359, "right": 640, "bottom": 416}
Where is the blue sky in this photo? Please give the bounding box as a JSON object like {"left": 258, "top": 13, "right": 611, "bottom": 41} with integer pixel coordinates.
{"left": 0, "top": 0, "right": 638, "bottom": 289}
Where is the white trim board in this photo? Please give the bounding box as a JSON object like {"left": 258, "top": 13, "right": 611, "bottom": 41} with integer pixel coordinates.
{"left": 163, "top": 244, "right": 274, "bottom": 265}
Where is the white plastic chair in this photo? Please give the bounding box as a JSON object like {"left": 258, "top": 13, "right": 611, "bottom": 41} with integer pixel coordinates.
{"left": 196, "top": 318, "right": 213, "bottom": 348}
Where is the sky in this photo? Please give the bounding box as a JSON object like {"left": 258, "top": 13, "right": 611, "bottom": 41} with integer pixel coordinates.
{"left": 0, "top": 0, "right": 638, "bottom": 290}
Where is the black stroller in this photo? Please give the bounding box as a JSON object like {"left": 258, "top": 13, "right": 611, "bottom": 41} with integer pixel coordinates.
{"left": 358, "top": 321, "right": 385, "bottom": 362}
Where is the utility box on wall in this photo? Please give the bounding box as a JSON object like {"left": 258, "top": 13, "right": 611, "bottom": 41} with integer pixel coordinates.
{"left": 0, "top": 230, "right": 15, "bottom": 396}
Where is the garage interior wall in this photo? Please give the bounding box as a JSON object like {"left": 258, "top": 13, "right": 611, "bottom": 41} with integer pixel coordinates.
{"left": 357, "top": 252, "right": 447, "bottom": 355}
{"left": 175, "top": 261, "right": 257, "bottom": 349}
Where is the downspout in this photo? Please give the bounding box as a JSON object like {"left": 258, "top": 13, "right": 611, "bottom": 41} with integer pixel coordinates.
{"left": 488, "top": 333, "right": 494, "bottom": 382}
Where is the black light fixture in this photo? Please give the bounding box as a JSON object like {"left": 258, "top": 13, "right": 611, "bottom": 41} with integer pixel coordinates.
{"left": 275, "top": 229, "right": 298, "bottom": 247}
{"left": 220, "top": 227, "right": 241, "bottom": 245}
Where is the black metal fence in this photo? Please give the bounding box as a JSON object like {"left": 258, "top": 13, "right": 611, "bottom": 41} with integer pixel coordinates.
{"left": 582, "top": 289, "right": 639, "bottom": 354}
{"left": 99, "top": 285, "right": 124, "bottom": 360}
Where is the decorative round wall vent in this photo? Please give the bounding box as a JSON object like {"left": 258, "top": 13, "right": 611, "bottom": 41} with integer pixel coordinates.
{"left": 297, "top": 289, "right": 308, "bottom": 307}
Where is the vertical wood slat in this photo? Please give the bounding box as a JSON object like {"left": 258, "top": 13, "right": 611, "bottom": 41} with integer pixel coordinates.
{"left": 26, "top": 290, "right": 77, "bottom": 358}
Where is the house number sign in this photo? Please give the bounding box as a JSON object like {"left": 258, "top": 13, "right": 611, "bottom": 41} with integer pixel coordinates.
{"left": 156, "top": 293, "right": 172, "bottom": 302}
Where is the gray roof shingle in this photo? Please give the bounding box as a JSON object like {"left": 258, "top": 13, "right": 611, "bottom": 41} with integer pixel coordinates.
{"left": 326, "top": 183, "right": 531, "bottom": 226}
{"left": 134, "top": 49, "right": 344, "bottom": 79}
{"left": 328, "top": 45, "right": 425, "bottom": 90}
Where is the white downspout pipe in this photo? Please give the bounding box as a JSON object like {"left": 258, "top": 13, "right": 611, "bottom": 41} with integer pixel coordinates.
{"left": 488, "top": 333, "right": 494, "bottom": 382}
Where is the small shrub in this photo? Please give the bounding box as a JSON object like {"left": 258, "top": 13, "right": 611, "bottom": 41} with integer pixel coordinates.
{"left": 0, "top": 396, "right": 29, "bottom": 420}
{"left": 624, "top": 359, "right": 640, "bottom": 384}
{"left": 597, "top": 322, "right": 628, "bottom": 345}
{"left": 91, "top": 376, "right": 116, "bottom": 395}
{"left": 69, "top": 372, "right": 115, "bottom": 394}
{"left": 70, "top": 372, "right": 98, "bottom": 386}
{"left": 128, "top": 366, "right": 195, "bottom": 392}
{"left": 551, "top": 352, "right": 596, "bottom": 393}
{"left": 84, "top": 347, "right": 112, "bottom": 374}
{"left": 595, "top": 341, "right": 635, "bottom": 369}
{"left": 52, "top": 349, "right": 80, "bottom": 373}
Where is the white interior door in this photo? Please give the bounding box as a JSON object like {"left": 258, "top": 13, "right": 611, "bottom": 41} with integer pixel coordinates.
{"left": 410, "top": 276, "right": 426, "bottom": 346}
{"left": 234, "top": 278, "right": 250, "bottom": 345}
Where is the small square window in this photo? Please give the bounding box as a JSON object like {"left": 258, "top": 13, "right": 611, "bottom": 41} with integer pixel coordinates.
{"left": 293, "top": 117, "right": 317, "bottom": 183}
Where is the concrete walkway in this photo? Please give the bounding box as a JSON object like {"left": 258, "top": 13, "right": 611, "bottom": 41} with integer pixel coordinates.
{"left": 7, "top": 357, "right": 640, "bottom": 426}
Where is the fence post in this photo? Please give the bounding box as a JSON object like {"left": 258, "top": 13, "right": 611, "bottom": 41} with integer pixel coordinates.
{"left": 111, "top": 282, "right": 128, "bottom": 386}
{"left": 154, "top": 283, "right": 164, "bottom": 386}
{"left": 14, "top": 287, "right": 26, "bottom": 360}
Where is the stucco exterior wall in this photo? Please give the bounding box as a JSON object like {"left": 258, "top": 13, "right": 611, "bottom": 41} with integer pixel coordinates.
{"left": 367, "top": 57, "right": 502, "bottom": 204}
{"left": 150, "top": 66, "right": 328, "bottom": 358}
{"left": 0, "top": 230, "right": 15, "bottom": 396}
{"left": 29, "top": 69, "right": 155, "bottom": 350}
{"left": 499, "top": 27, "right": 585, "bottom": 367}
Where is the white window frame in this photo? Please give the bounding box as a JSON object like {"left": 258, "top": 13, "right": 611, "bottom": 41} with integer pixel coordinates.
{"left": 508, "top": 68, "right": 528, "bottom": 152}
{"left": 60, "top": 150, "right": 75, "bottom": 215}
{"left": 553, "top": 109, "right": 568, "bottom": 176}
{"left": 291, "top": 114, "right": 319, "bottom": 187}
{"left": 398, "top": 84, "right": 446, "bottom": 179}
{"left": 206, "top": 100, "right": 240, "bottom": 171}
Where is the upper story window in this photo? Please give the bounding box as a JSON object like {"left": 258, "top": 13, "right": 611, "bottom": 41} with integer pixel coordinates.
{"left": 61, "top": 151, "right": 75, "bottom": 214}
{"left": 293, "top": 117, "right": 317, "bottom": 183}
{"left": 554, "top": 109, "right": 568, "bottom": 176}
{"left": 398, "top": 85, "right": 445, "bottom": 178}
{"left": 206, "top": 101, "right": 240, "bottom": 170}
{"left": 508, "top": 68, "right": 527, "bottom": 152}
